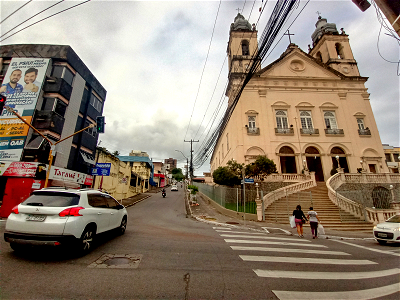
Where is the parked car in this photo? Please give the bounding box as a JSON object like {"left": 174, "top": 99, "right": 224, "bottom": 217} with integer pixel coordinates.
{"left": 4, "top": 188, "right": 128, "bottom": 255}
{"left": 373, "top": 214, "right": 400, "bottom": 245}
{"left": 171, "top": 185, "right": 178, "bottom": 191}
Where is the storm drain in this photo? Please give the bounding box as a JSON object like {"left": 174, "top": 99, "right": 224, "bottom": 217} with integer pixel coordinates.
{"left": 88, "top": 254, "right": 143, "bottom": 269}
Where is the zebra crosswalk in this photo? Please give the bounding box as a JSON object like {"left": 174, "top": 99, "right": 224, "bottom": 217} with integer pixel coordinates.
{"left": 213, "top": 227, "right": 400, "bottom": 299}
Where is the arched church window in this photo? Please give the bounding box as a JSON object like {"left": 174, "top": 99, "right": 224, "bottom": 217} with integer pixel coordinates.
{"left": 331, "top": 147, "right": 345, "bottom": 155}
{"left": 248, "top": 116, "right": 256, "bottom": 128}
{"left": 324, "top": 111, "right": 338, "bottom": 129}
{"left": 316, "top": 52, "right": 323, "bottom": 62}
{"left": 241, "top": 40, "right": 250, "bottom": 56}
{"left": 357, "top": 118, "right": 365, "bottom": 130}
{"left": 276, "top": 110, "right": 288, "bottom": 129}
{"left": 335, "top": 43, "right": 345, "bottom": 59}
{"left": 305, "top": 147, "right": 319, "bottom": 154}
{"left": 300, "top": 111, "right": 313, "bottom": 129}
{"left": 279, "top": 146, "right": 295, "bottom": 154}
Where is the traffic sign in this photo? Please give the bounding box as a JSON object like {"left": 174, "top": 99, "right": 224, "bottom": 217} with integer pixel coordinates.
{"left": 241, "top": 178, "right": 254, "bottom": 184}
{"left": 91, "top": 163, "right": 111, "bottom": 176}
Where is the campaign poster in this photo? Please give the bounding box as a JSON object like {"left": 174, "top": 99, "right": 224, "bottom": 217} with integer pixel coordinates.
{"left": 0, "top": 58, "right": 50, "bottom": 161}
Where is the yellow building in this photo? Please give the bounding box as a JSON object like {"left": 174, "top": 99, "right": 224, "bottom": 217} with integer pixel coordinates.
{"left": 211, "top": 14, "right": 388, "bottom": 181}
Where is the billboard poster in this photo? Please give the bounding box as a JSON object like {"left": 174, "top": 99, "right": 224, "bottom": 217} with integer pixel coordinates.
{"left": 0, "top": 58, "right": 50, "bottom": 161}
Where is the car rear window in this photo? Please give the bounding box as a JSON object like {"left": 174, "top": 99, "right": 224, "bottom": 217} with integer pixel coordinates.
{"left": 22, "top": 192, "right": 80, "bottom": 207}
{"left": 387, "top": 215, "right": 400, "bottom": 223}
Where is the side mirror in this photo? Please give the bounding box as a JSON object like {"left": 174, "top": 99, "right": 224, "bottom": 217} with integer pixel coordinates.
{"left": 116, "top": 204, "right": 124, "bottom": 210}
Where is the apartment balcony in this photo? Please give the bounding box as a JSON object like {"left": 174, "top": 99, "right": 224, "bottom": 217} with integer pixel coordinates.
{"left": 43, "top": 76, "right": 72, "bottom": 100}
{"left": 358, "top": 128, "right": 371, "bottom": 136}
{"left": 32, "top": 110, "right": 64, "bottom": 135}
{"left": 324, "top": 128, "right": 344, "bottom": 136}
{"left": 275, "top": 128, "right": 294, "bottom": 135}
{"left": 247, "top": 127, "right": 260, "bottom": 135}
{"left": 300, "top": 128, "right": 319, "bottom": 135}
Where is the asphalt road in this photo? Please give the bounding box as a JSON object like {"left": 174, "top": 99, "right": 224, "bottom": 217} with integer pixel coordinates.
{"left": 0, "top": 187, "right": 399, "bottom": 299}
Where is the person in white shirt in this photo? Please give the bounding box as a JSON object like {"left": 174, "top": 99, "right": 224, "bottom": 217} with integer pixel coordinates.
{"left": 307, "top": 207, "right": 320, "bottom": 239}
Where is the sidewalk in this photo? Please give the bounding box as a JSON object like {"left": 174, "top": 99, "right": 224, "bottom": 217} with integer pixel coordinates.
{"left": 188, "top": 193, "right": 374, "bottom": 241}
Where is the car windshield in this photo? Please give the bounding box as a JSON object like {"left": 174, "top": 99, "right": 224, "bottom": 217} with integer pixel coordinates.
{"left": 22, "top": 192, "right": 80, "bottom": 207}
{"left": 386, "top": 215, "right": 400, "bottom": 223}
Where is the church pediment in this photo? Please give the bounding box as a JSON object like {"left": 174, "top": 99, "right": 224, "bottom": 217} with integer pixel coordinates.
{"left": 272, "top": 101, "right": 290, "bottom": 108}
{"left": 258, "top": 49, "right": 341, "bottom": 80}
{"left": 319, "top": 102, "right": 338, "bottom": 109}
{"left": 296, "top": 102, "right": 314, "bottom": 108}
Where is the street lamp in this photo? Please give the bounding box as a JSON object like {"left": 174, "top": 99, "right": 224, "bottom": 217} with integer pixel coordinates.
{"left": 175, "top": 150, "right": 189, "bottom": 181}
{"left": 335, "top": 155, "right": 341, "bottom": 169}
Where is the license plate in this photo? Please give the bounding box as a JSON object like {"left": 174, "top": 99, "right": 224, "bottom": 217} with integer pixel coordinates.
{"left": 26, "top": 215, "right": 46, "bottom": 222}
{"left": 377, "top": 233, "right": 387, "bottom": 238}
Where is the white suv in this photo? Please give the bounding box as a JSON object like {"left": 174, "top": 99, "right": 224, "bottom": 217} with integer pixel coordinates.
{"left": 4, "top": 188, "right": 128, "bottom": 255}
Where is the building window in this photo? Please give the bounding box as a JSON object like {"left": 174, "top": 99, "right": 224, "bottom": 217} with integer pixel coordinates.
{"left": 90, "top": 93, "right": 103, "bottom": 112}
{"left": 248, "top": 116, "right": 256, "bottom": 128}
{"left": 51, "top": 65, "right": 74, "bottom": 86}
{"left": 316, "top": 52, "right": 322, "bottom": 63}
{"left": 357, "top": 118, "right": 365, "bottom": 130}
{"left": 85, "top": 120, "right": 96, "bottom": 137}
{"left": 300, "top": 111, "right": 313, "bottom": 129}
{"left": 324, "top": 111, "right": 338, "bottom": 129}
{"left": 0, "top": 64, "right": 9, "bottom": 76}
{"left": 42, "top": 97, "right": 67, "bottom": 117}
{"left": 226, "top": 133, "right": 229, "bottom": 151}
{"left": 242, "top": 40, "right": 250, "bottom": 56}
{"left": 276, "top": 110, "right": 288, "bottom": 129}
{"left": 335, "top": 43, "right": 345, "bottom": 59}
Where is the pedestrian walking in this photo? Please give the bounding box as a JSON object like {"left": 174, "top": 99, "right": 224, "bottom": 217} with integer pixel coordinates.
{"left": 307, "top": 207, "right": 320, "bottom": 239}
{"left": 293, "top": 205, "right": 307, "bottom": 238}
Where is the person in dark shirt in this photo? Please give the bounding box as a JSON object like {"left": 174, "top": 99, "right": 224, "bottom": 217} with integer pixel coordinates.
{"left": 293, "top": 205, "right": 307, "bottom": 238}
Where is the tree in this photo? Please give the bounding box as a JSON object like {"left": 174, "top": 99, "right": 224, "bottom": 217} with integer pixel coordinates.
{"left": 112, "top": 150, "right": 120, "bottom": 156}
{"left": 245, "top": 155, "right": 277, "bottom": 178}
{"left": 171, "top": 168, "right": 185, "bottom": 181}
{"left": 212, "top": 166, "right": 241, "bottom": 186}
{"left": 226, "top": 159, "right": 244, "bottom": 177}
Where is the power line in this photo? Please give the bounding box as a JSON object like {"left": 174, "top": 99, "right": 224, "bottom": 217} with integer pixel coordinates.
{"left": 0, "top": 0, "right": 92, "bottom": 43}
{"left": 184, "top": 0, "right": 222, "bottom": 141}
{"left": 0, "top": 0, "right": 33, "bottom": 25}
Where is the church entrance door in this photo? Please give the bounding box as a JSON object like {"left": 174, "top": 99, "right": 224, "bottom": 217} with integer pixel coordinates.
{"left": 279, "top": 146, "right": 297, "bottom": 174}
{"left": 305, "top": 147, "right": 324, "bottom": 181}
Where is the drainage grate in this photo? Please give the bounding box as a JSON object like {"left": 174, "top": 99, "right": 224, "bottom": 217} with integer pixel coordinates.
{"left": 88, "top": 254, "right": 143, "bottom": 269}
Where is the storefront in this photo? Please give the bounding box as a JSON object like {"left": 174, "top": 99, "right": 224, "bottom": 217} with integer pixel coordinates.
{"left": 153, "top": 173, "right": 165, "bottom": 187}
{"left": 0, "top": 161, "right": 93, "bottom": 217}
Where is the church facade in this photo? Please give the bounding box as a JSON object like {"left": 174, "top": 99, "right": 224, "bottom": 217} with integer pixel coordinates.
{"left": 210, "top": 14, "right": 388, "bottom": 182}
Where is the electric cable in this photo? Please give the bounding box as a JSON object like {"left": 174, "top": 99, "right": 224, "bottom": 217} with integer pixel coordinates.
{"left": 183, "top": 0, "right": 222, "bottom": 141}
{"left": 0, "top": 0, "right": 33, "bottom": 25}
{"left": 0, "top": 0, "right": 92, "bottom": 43}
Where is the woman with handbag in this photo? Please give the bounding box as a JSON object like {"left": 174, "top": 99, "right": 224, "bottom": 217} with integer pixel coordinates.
{"left": 293, "top": 205, "right": 307, "bottom": 238}
{"left": 307, "top": 207, "right": 320, "bottom": 239}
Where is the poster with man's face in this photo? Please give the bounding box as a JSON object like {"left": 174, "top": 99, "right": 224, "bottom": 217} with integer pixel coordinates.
{"left": 0, "top": 58, "right": 50, "bottom": 161}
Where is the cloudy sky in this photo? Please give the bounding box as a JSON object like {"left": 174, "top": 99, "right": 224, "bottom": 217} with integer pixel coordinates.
{"left": 1, "top": 0, "right": 399, "bottom": 175}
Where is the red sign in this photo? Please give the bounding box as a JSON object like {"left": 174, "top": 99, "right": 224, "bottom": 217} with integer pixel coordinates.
{"left": 1, "top": 161, "right": 37, "bottom": 177}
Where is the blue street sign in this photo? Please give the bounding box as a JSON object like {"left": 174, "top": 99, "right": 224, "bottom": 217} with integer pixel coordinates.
{"left": 241, "top": 178, "right": 254, "bottom": 184}
{"left": 91, "top": 163, "right": 111, "bottom": 176}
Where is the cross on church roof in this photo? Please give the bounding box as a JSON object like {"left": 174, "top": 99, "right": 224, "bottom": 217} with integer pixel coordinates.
{"left": 236, "top": 8, "right": 241, "bottom": 14}
{"left": 284, "top": 29, "right": 295, "bottom": 44}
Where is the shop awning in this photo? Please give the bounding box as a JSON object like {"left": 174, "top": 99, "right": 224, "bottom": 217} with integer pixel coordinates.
{"left": 25, "top": 136, "right": 45, "bottom": 150}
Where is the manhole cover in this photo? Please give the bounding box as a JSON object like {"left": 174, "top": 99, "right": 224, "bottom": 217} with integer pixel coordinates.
{"left": 88, "top": 254, "right": 143, "bottom": 269}
{"left": 226, "top": 221, "right": 239, "bottom": 225}
{"left": 104, "top": 257, "right": 132, "bottom": 266}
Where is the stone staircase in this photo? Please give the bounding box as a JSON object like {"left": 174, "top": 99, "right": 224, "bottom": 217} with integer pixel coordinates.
{"left": 264, "top": 182, "right": 374, "bottom": 232}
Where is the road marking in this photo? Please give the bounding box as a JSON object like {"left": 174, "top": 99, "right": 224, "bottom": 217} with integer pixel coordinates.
{"left": 230, "top": 246, "right": 350, "bottom": 255}
{"left": 221, "top": 234, "right": 311, "bottom": 242}
{"left": 272, "top": 283, "right": 400, "bottom": 300}
{"left": 255, "top": 268, "right": 400, "bottom": 279}
{"left": 240, "top": 255, "right": 377, "bottom": 265}
{"left": 225, "top": 239, "right": 327, "bottom": 248}
{"left": 332, "top": 239, "right": 400, "bottom": 257}
{"left": 262, "top": 227, "right": 292, "bottom": 235}
{"left": 216, "top": 230, "right": 267, "bottom": 235}
{"left": 213, "top": 227, "right": 231, "bottom": 230}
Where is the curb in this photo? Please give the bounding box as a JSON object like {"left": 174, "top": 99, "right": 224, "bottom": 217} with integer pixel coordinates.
{"left": 124, "top": 195, "right": 151, "bottom": 208}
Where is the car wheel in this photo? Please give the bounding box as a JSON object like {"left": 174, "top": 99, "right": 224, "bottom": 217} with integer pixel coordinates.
{"left": 77, "top": 226, "right": 96, "bottom": 255}
{"left": 10, "top": 243, "right": 25, "bottom": 252}
{"left": 118, "top": 216, "right": 127, "bottom": 235}
{"left": 377, "top": 240, "right": 387, "bottom": 245}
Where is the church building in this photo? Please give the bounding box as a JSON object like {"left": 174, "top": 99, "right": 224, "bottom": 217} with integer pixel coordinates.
{"left": 210, "top": 14, "right": 388, "bottom": 182}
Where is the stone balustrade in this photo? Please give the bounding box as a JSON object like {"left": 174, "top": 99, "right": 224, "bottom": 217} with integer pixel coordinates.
{"left": 326, "top": 172, "right": 400, "bottom": 224}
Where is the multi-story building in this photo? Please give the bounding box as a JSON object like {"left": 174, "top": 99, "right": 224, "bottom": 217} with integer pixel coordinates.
{"left": 0, "top": 44, "right": 105, "bottom": 216}
{"left": 164, "top": 157, "right": 177, "bottom": 172}
{"left": 210, "top": 14, "right": 389, "bottom": 181}
{"left": 383, "top": 144, "right": 400, "bottom": 173}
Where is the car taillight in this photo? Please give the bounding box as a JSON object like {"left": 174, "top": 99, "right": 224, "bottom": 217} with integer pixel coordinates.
{"left": 59, "top": 206, "right": 84, "bottom": 217}
{"left": 11, "top": 206, "right": 19, "bottom": 214}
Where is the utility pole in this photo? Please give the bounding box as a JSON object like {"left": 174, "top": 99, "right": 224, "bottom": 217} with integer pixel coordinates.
{"left": 184, "top": 139, "right": 199, "bottom": 184}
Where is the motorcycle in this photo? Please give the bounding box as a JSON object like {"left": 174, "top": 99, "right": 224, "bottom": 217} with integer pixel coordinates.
{"left": 162, "top": 191, "right": 166, "bottom": 198}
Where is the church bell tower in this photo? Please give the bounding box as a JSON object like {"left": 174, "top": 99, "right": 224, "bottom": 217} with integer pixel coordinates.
{"left": 226, "top": 13, "right": 259, "bottom": 107}
{"left": 309, "top": 16, "right": 360, "bottom": 77}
